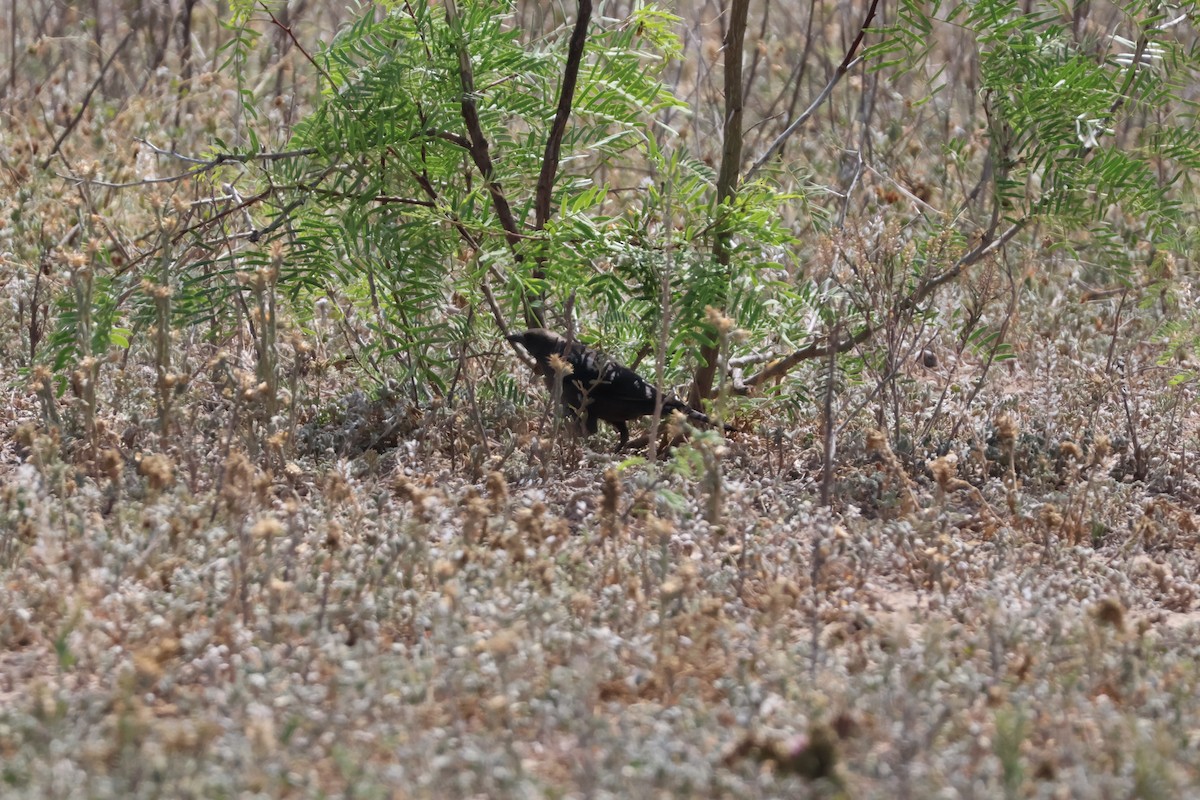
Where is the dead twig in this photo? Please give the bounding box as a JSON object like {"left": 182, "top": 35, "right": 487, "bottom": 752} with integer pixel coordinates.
{"left": 744, "top": 0, "right": 881, "bottom": 182}
{"left": 41, "top": 29, "right": 135, "bottom": 169}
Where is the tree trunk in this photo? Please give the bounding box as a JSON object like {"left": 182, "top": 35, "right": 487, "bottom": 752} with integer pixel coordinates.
{"left": 690, "top": 0, "right": 749, "bottom": 405}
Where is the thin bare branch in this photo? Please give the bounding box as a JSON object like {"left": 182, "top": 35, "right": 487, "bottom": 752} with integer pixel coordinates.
{"left": 744, "top": 0, "right": 880, "bottom": 182}
{"left": 141, "top": 138, "right": 320, "bottom": 164}
{"left": 41, "top": 29, "right": 135, "bottom": 169}
{"left": 443, "top": 0, "right": 524, "bottom": 255}
{"left": 409, "top": 167, "right": 515, "bottom": 341}
{"left": 65, "top": 142, "right": 320, "bottom": 189}
{"left": 740, "top": 214, "right": 1025, "bottom": 390}
{"left": 527, "top": 0, "right": 594, "bottom": 329}
{"left": 742, "top": 325, "right": 874, "bottom": 390}
{"left": 259, "top": 1, "right": 336, "bottom": 88}
{"left": 534, "top": 0, "right": 592, "bottom": 229}
{"left": 690, "top": 0, "right": 750, "bottom": 405}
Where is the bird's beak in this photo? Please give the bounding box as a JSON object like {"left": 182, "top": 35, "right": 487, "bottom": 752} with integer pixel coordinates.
{"left": 506, "top": 333, "right": 524, "bottom": 345}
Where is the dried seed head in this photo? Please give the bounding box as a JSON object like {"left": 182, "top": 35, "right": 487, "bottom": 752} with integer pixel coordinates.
{"left": 70, "top": 369, "right": 88, "bottom": 397}
{"left": 1038, "top": 503, "right": 1063, "bottom": 529}
{"left": 569, "top": 591, "right": 593, "bottom": 617}
{"left": 601, "top": 468, "right": 620, "bottom": 518}
{"left": 515, "top": 502, "right": 547, "bottom": 542}
{"left": 647, "top": 515, "right": 674, "bottom": 543}
{"left": 255, "top": 263, "right": 278, "bottom": 289}
{"left": 31, "top": 365, "right": 53, "bottom": 392}
{"left": 1159, "top": 252, "right": 1176, "bottom": 280}
{"left": 138, "top": 453, "right": 174, "bottom": 492}
{"left": 252, "top": 516, "right": 284, "bottom": 539}
{"left": 433, "top": 558, "right": 456, "bottom": 582}
{"left": 485, "top": 470, "right": 508, "bottom": 513}
{"left": 928, "top": 456, "right": 955, "bottom": 490}
{"left": 1092, "top": 597, "right": 1126, "bottom": 631}
{"left": 290, "top": 334, "right": 313, "bottom": 355}
{"left": 1059, "top": 441, "right": 1082, "bottom": 461}
{"left": 323, "top": 470, "right": 352, "bottom": 505}
{"left": 15, "top": 423, "right": 37, "bottom": 449}
{"left": 477, "top": 629, "right": 519, "bottom": 659}
{"left": 995, "top": 414, "right": 1017, "bottom": 447}
{"left": 221, "top": 451, "right": 254, "bottom": 506}
{"left": 666, "top": 409, "right": 687, "bottom": 440}
{"left": 548, "top": 353, "right": 573, "bottom": 377}
{"left": 393, "top": 475, "right": 427, "bottom": 505}
{"left": 99, "top": 448, "right": 123, "bottom": 483}
{"left": 324, "top": 520, "right": 342, "bottom": 551}
{"left": 462, "top": 489, "right": 489, "bottom": 543}
{"left": 705, "top": 305, "right": 735, "bottom": 334}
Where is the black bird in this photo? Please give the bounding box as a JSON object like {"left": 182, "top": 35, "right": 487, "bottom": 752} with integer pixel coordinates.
{"left": 507, "top": 328, "right": 728, "bottom": 449}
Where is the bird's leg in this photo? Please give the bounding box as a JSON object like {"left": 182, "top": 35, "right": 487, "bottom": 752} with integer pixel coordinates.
{"left": 572, "top": 377, "right": 599, "bottom": 438}
{"left": 614, "top": 420, "right": 629, "bottom": 451}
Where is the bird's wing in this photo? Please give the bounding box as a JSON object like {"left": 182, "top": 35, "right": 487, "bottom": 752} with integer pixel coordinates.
{"left": 566, "top": 362, "right": 660, "bottom": 420}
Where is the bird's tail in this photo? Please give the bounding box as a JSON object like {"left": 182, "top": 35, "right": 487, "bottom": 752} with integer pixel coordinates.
{"left": 662, "top": 399, "right": 737, "bottom": 433}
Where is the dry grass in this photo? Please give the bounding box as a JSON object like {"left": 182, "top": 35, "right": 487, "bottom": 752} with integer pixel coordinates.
{"left": 2, "top": 2, "right": 1200, "bottom": 798}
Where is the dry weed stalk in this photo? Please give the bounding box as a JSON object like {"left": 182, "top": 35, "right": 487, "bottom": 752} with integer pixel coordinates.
{"left": 928, "top": 454, "right": 1000, "bottom": 533}
{"left": 995, "top": 413, "right": 1020, "bottom": 516}
{"left": 461, "top": 487, "right": 489, "bottom": 546}
{"left": 865, "top": 429, "right": 919, "bottom": 516}
{"left": 600, "top": 467, "right": 621, "bottom": 540}
{"left": 67, "top": 252, "right": 101, "bottom": 463}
